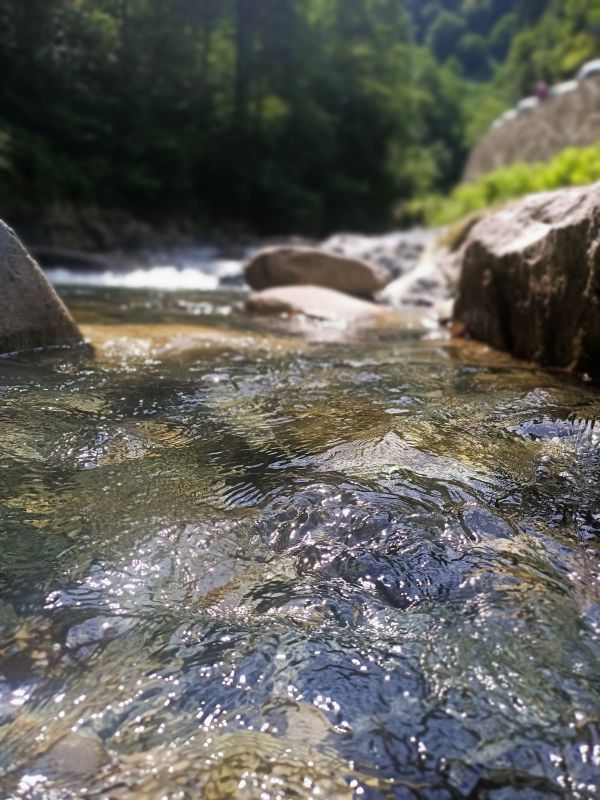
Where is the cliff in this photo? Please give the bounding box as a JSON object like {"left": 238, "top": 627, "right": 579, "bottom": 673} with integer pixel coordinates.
{"left": 464, "top": 75, "right": 600, "bottom": 182}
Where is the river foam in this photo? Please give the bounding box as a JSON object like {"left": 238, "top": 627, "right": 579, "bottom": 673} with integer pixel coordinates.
{"left": 45, "top": 261, "right": 245, "bottom": 290}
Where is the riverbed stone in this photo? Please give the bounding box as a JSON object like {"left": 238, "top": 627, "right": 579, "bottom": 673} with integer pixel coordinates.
{"left": 245, "top": 285, "right": 383, "bottom": 321}
{"left": 0, "top": 219, "right": 82, "bottom": 354}
{"left": 452, "top": 183, "right": 600, "bottom": 379}
{"left": 81, "top": 322, "right": 302, "bottom": 367}
{"left": 245, "top": 246, "right": 391, "bottom": 297}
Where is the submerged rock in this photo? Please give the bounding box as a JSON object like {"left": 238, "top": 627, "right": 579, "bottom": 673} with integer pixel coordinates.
{"left": 80, "top": 322, "right": 302, "bottom": 366}
{"left": 245, "top": 284, "right": 384, "bottom": 321}
{"left": 513, "top": 416, "right": 600, "bottom": 446}
{"left": 244, "top": 246, "right": 391, "bottom": 298}
{"left": 0, "top": 219, "right": 82, "bottom": 354}
{"left": 452, "top": 183, "right": 600, "bottom": 379}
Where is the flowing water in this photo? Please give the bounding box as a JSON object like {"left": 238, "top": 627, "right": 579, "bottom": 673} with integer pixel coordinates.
{"left": 0, "top": 286, "right": 599, "bottom": 799}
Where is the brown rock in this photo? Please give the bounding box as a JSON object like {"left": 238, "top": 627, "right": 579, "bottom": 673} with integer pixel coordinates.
{"left": 0, "top": 219, "right": 83, "bottom": 354}
{"left": 452, "top": 183, "right": 600, "bottom": 379}
{"left": 246, "top": 285, "right": 383, "bottom": 321}
{"left": 245, "top": 246, "right": 391, "bottom": 298}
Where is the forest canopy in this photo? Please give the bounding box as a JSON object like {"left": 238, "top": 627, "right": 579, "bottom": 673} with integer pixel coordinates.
{"left": 0, "top": 0, "right": 598, "bottom": 236}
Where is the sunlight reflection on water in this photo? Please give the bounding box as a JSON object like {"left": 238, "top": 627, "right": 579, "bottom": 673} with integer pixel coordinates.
{"left": 0, "top": 287, "right": 599, "bottom": 799}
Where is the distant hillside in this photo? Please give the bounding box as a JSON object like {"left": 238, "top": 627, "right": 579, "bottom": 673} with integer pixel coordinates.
{"left": 407, "top": 0, "right": 599, "bottom": 85}
{"left": 0, "top": 0, "right": 598, "bottom": 236}
{"left": 407, "top": 0, "right": 520, "bottom": 80}
{"left": 407, "top": 0, "right": 600, "bottom": 142}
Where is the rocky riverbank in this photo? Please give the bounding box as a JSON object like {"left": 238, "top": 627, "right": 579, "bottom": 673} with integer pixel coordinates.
{"left": 2, "top": 182, "right": 600, "bottom": 385}
{"left": 451, "top": 182, "right": 600, "bottom": 381}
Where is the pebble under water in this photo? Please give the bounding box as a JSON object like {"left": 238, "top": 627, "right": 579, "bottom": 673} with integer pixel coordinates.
{"left": 0, "top": 287, "right": 599, "bottom": 800}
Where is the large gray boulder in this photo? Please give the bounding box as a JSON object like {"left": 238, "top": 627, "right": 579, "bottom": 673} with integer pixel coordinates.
{"left": 0, "top": 220, "right": 83, "bottom": 354}
{"left": 245, "top": 246, "right": 391, "bottom": 298}
{"left": 452, "top": 183, "right": 600, "bottom": 379}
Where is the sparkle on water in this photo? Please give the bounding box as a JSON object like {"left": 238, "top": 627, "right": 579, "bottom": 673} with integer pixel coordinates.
{"left": 0, "top": 286, "right": 599, "bottom": 800}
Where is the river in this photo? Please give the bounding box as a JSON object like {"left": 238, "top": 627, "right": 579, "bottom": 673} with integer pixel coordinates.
{"left": 0, "top": 278, "right": 599, "bottom": 799}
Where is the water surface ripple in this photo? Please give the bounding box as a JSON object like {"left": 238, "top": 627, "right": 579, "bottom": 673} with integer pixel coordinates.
{"left": 0, "top": 288, "right": 598, "bottom": 799}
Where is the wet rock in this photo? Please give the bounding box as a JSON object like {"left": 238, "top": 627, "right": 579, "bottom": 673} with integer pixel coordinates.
{"left": 30, "top": 730, "right": 107, "bottom": 783}
{"left": 81, "top": 322, "right": 301, "bottom": 366}
{"left": 513, "top": 417, "right": 600, "bottom": 445}
{"left": 381, "top": 248, "right": 454, "bottom": 310}
{"left": 452, "top": 183, "right": 600, "bottom": 379}
{"left": 245, "top": 285, "right": 384, "bottom": 321}
{"left": 460, "top": 504, "right": 514, "bottom": 542}
{"left": 0, "top": 219, "right": 83, "bottom": 354}
{"left": 322, "top": 228, "right": 435, "bottom": 280}
{"left": 244, "top": 246, "right": 391, "bottom": 298}
{"left": 380, "top": 237, "right": 461, "bottom": 313}
{"left": 93, "top": 729, "right": 360, "bottom": 800}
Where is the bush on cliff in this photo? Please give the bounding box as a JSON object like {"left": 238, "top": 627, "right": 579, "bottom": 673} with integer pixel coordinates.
{"left": 416, "top": 141, "right": 600, "bottom": 225}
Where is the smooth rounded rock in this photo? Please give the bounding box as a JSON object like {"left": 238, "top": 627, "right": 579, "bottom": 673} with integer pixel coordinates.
{"left": 244, "top": 246, "right": 391, "bottom": 298}
{"left": 245, "top": 285, "right": 383, "bottom": 321}
{"left": 452, "top": 183, "right": 600, "bottom": 379}
{"left": 0, "top": 219, "right": 83, "bottom": 354}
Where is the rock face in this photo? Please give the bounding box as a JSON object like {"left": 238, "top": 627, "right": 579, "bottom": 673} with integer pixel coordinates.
{"left": 464, "top": 74, "right": 600, "bottom": 181}
{"left": 246, "top": 285, "right": 383, "bottom": 322}
{"left": 0, "top": 220, "right": 83, "bottom": 354}
{"left": 452, "top": 183, "right": 600, "bottom": 379}
{"left": 245, "top": 246, "right": 391, "bottom": 298}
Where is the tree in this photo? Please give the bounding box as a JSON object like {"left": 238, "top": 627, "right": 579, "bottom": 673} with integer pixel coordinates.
{"left": 427, "top": 11, "right": 467, "bottom": 62}
{"left": 489, "top": 13, "right": 517, "bottom": 61}
{"left": 456, "top": 32, "right": 492, "bottom": 80}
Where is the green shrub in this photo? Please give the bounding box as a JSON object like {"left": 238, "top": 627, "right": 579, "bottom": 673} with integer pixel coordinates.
{"left": 416, "top": 141, "right": 600, "bottom": 225}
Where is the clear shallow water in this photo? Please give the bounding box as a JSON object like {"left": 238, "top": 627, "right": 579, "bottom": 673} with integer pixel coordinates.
{"left": 0, "top": 286, "right": 599, "bottom": 799}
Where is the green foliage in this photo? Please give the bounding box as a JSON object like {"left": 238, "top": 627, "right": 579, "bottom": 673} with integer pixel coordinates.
{"left": 500, "top": 0, "right": 600, "bottom": 94}
{"left": 427, "top": 11, "right": 467, "bottom": 62}
{"left": 0, "top": 0, "right": 598, "bottom": 235}
{"left": 0, "top": 0, "right": 438, "bottom": 234}
{"left": 411, "top": 0, "right": 600, "bottom": 148}
{"left": 489, "top": 13, "right": 517, "bottom": 61}
{"left": 418, "top": 141, "right": 600, "bottom": 225}
{"left": 455, "top": 32, "right": 491, "bottom": 79}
